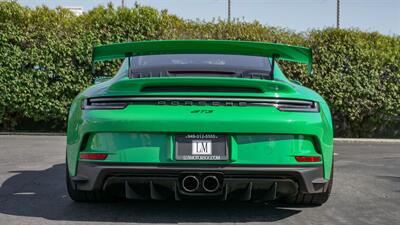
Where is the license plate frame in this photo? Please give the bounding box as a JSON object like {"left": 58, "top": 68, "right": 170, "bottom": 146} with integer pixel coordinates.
{"left": 175, "top": 134, "right": 229, "bottom": 160}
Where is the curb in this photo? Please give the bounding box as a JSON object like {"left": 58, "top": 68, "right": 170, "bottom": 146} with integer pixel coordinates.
{"left": 334, "top": 138, "right": 400, "bottom": 144}
{"left": 0, "top": 132, "right": 66, "bottom": 136}
{"left": 0, "top": 133, "right": 399, "bottom": 143}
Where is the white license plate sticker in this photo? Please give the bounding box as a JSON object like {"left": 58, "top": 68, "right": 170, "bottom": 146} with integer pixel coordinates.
{"left": 192, "top": 140, "right": 212, "bottom": 155}
{"left": 175, "top": 134, "right": 228, "bottom": 160}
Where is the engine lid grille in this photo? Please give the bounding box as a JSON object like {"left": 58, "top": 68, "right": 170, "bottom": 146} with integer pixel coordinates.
{"left": 141, "top": 86, "right": 263, "bottom": 93}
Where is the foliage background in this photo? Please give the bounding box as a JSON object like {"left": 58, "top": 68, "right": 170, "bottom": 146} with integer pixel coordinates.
{"left": 0, "top": 2, "right": 399, "bottom": 137}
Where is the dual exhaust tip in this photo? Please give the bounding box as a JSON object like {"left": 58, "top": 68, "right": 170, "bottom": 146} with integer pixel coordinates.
{"left": 181, "top": 175, "right": 221, "bottom": 193}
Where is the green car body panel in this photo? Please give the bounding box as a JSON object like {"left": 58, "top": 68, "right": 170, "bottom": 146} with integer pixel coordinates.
{"left": 66, "top": 40, "right": 333, "bottom": 203}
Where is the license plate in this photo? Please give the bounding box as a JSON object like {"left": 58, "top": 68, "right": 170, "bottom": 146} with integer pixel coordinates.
{"left": 175, "top": 134, "right": 229, "bottom": 160}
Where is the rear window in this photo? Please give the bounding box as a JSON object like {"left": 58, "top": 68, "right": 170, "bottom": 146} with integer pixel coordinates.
{"left": 131, "top": 54, "right": 271, "bottom": 71}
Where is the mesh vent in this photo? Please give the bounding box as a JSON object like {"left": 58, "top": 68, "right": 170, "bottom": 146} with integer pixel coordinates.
{"left": 141, "top": 86, "right": 262, "bottom": 93}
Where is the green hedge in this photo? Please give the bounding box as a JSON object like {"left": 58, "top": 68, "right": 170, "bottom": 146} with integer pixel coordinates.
{"left": 0, "top": 2, "right": 399, "bottom": 137}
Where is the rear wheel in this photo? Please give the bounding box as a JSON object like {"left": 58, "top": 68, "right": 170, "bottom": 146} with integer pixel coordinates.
{"left": 287, "top": 167, "right": 333, "bottom": 205}
{"left": 66, "top": 164, "right": 114, "bottom": 202}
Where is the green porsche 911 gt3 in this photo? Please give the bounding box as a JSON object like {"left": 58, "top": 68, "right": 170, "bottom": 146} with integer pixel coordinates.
{"left": 66, "top": 40, "right": 334, "bottom": 204}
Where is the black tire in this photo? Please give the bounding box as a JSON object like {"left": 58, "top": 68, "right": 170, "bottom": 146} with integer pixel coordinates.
{"left": 66, "top": 165, "right": 114, "bottom": 202}
{"left": 286, "top": 167, "right": 334, "bottom": 205}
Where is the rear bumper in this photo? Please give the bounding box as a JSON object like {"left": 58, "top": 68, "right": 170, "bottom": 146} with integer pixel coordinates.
{"left": 71, "top": 162, "right": 329, "bottom": 200}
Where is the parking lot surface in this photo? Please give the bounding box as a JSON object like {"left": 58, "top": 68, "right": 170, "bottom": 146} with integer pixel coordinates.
{"left": 0, "top": 135, "right": 399, "bottom": 225}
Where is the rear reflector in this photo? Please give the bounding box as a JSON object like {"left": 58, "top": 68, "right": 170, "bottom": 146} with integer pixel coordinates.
{"left": 295, "top": 156, "right": 321, "bottom": 162}
{"left": 80, "top": 153, "right": 108, "bottom": 160}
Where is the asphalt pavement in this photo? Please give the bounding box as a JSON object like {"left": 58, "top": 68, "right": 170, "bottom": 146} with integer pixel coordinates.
{"left": 0, "top": 135, "right": 399, "bottom": 225}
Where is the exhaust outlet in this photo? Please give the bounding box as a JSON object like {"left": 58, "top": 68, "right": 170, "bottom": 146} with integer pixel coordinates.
{"left": 181, "top": 175, "right": 200, "bottom": 193}
{"left": 202, "top": 175, "right": 220, "bottom": 192}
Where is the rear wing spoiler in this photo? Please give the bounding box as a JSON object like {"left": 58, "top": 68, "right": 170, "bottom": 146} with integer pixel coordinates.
{"left": 92, "top": 40, "right": 313, "bottom": 76}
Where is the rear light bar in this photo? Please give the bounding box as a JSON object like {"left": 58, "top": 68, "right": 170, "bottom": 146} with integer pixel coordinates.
{"left": 295, "top": 156, "right": 321, "bottom": 162}
{"left": 80, "top": 153, "right": 108, "bottom": 160}
{"left": 82, "top": 97, "right": 319, "bottom": 112}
